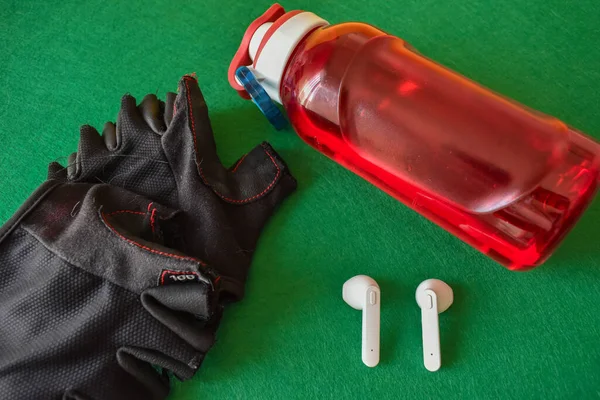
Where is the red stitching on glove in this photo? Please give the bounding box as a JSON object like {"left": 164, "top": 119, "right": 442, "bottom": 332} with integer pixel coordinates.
{"left": 184, "top": 77, "right": 200, "bottom": 166}
{"left": 150, "top": 208, "right": 157, "bottom": 233}
{"left": 147, "top": 202, "right": 154, "bottom": 212}
{"left": 106, "top": 210, "right": 145, "bottom": 217}
{"left": 231, "top": 154, "right": 247, "bottom": 173}
{"left": 200, "top": 147, "right": 281, "bottom": 204}
{"left": 100, "top": 211, "right": 207, "bottom": 266}
{"left": 183, "top": 76, "right": 281, "bottom": 204}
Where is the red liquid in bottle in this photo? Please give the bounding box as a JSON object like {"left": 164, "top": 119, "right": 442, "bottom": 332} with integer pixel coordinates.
{"left": 280, "top": 23, "right": 599, "bottom": 270}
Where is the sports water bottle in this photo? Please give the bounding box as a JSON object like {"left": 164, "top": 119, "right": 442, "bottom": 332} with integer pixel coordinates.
{"left": 228, "top": 4, "right": 600, "bottom": 270}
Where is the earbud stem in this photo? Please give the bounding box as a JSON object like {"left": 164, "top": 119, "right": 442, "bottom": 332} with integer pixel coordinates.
{"left": 362, "top": 286, "right": 380, "bottom": 367}
{"left": 421, "top": 289, "right": 441, "bottom": 372}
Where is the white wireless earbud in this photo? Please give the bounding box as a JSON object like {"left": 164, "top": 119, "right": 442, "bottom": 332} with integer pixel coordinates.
{"left": 415, "top": 279, "right": 453, "bottom": 372}
{"left": 343, "top": 275, "right": 380, "bottom": 367}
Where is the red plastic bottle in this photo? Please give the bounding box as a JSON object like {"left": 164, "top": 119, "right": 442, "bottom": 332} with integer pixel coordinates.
{"left": 229, "top": 4, "right": 600, "bottom": 270}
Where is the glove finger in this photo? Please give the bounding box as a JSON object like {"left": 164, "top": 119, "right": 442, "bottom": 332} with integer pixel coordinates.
{"left": 168, "top": 75, "right": 222, "bottom": 169}
{"left": 139, "top": 94, "right": 167, "bottom": 134}
{"left": 163, "top": 92, "right": 176, "bottom": 127}
{"left": 116, "top": 94, "right": 148, "bottom": 151}
{"left": 71, "top": 124, "right": 112, "bottom": 182}
{"left": 47, "top": 161, "right": 67, "bottom": 181}
{"left": 102, "top": 122, "right": 117, "bottom": 150}
{"left": 162, "top": 76, "right": 226, "bottom": 197}
{"left": 158, "top": 99, "right": 166, "bottom": 127}
{"left": 66, "top": 152, "right": 79, "bottom": 180}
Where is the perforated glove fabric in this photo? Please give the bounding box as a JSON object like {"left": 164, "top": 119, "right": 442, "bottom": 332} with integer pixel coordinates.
{"left": 0, "top": 75, "right": 297, "bottom": 400}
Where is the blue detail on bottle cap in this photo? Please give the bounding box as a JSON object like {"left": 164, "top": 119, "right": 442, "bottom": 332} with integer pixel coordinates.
{"left": 235, "top": 66, "right": 288, "bottom": 130}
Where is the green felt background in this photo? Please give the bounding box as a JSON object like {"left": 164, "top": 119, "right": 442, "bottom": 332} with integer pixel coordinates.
{"left": 1, "top": 0, "right": 599, "bottom": 398}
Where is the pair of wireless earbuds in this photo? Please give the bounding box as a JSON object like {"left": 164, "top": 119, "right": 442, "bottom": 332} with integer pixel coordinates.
{"left": 342, "top": 275, "right": 453, "bottom": 371}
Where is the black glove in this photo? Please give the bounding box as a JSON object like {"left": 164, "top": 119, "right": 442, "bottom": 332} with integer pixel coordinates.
{"left": 0, "top": 75, "right": 297, "bottom": 400}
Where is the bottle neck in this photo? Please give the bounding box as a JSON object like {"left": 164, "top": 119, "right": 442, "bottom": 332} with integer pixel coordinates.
{"left": 281, "top": 29, "right": 375, "bottom": 125}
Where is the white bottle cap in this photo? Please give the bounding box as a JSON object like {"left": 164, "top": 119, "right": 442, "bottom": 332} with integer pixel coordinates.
{"left": 229, "top": 5, "right": 329, "bottom": 104}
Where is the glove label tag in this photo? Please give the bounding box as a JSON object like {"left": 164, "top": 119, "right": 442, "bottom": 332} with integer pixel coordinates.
{"left": 160, "top": 270, "right": 201, "bottom": 285}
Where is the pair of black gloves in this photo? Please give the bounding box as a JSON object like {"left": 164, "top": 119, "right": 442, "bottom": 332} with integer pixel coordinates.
{"left": 0, "top": 76, "right": 297, "bottom": 399}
